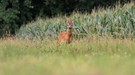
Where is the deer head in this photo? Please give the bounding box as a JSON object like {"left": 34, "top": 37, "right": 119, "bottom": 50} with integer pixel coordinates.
{"left": 65, "top": 18, "right": 74, "bottom": 29}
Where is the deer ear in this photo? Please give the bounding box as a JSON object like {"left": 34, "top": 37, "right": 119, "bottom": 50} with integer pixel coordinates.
{"left": 65, "top": 18, "right": 69, "bottom": 25}
{"left": 70, "top": 19, "right": 74, "bottom": 25}
{"left": 71, "top": 20, "right": 74, "bottom": 24}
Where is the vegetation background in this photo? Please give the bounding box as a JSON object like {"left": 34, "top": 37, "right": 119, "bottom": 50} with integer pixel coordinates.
{"left": 0, "top": 0, "right": 133, "bottom": 36}
{"left": 0, "top": 0, "right": 135, "bottom": 75}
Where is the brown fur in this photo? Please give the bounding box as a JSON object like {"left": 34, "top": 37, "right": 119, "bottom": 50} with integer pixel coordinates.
{"left": 58, "top": 18, "right": 73, "bottom": 44}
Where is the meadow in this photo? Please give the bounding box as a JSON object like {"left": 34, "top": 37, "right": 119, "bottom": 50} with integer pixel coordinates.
{"left": 0, "top": 37, "right": 135, "bottom": 75}
{"left": 0, "top": 2, "right": 135, "bottom": 75}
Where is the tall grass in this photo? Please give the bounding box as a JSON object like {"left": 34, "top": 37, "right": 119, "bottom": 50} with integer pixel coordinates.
{"left": 3, "top": 3, "right": 135, "bottom": 75}
{"left": 0, "top": 38, "right": 135, "bottom": 75}
{"left": 16, "top": 3, "right": 135, "bottom": 40}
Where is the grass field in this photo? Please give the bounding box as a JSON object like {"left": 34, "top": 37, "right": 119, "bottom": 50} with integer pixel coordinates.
{"left": 0, "top": 37, "right": 135, "bottom": 75}
{"left": 0, "top": 2, "right": 135, "bottom": 75}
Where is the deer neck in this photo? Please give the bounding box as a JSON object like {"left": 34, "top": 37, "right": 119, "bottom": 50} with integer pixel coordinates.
{"left": 67, "top": 28, "right": 72, "bottom": 36}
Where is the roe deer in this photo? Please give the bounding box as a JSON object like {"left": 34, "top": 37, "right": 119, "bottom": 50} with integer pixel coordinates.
{"left": 58, "top": 18, "right": 74, "bottom": 44}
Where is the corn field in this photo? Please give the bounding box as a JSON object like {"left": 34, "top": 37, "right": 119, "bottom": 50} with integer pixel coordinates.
{"left": 16, "top": 3, "right": 135, "bottom": 40}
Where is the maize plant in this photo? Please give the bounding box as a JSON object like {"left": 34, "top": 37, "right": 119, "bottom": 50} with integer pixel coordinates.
{"left": 16, "top": 3, "right": 135, "bottom": 40}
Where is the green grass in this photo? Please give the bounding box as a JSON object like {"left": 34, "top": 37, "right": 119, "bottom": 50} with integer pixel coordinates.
{"left": 1, "top": 2, "right": 135, "bottom": 75}
{"left": 0, "top": 38, "right": 135, "bottom": 75}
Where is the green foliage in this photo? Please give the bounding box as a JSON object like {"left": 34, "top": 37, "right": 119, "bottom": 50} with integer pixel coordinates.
{"left": 0, "top": 0, "right": 19, "bottom": 34}
{"left": 16, "top": 3, "right": 135, "bottom": 40}
{"left": 0, "top": 0, "right": 133, "bottom": 36}
{"left": 0, "top": 0, "right": 33, "bottom": 36}
{"left": 16, "top": 17, "right": 88, "bottom": 40}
